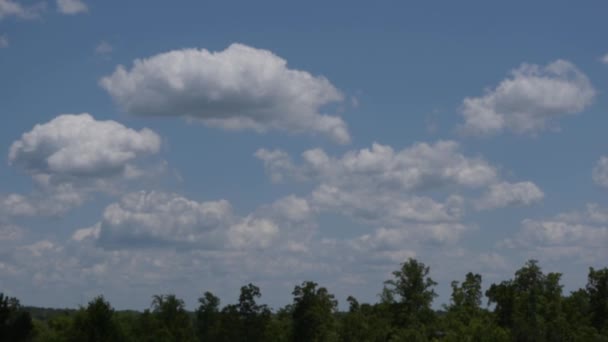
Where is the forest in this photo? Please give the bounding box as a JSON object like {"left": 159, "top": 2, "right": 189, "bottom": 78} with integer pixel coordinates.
{"left": 2, "top": 258, "right": 607, "bottom": 341}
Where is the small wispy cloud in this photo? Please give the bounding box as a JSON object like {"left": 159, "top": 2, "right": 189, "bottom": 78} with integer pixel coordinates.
{"left": 601, "top": 53, "right": 608, "bottom": 64}
{"left": 0, "top": 34, "right": 8, "bottom": 48}
{"left": 57, "top": 0, "right": 87, "bottom": 15}
{"left": 95, "top": 41, "right": 112, "bottom": 55}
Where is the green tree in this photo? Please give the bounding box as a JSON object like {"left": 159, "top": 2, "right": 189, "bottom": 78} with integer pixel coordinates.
{"left": 236, "top": 284, "right": 271, "bottom": 342}
{"left": 442, "top": 273, "right": 510, "bottom": 342}
{"left": 487, "top": 260, "right": 567, "bottom": 341}
{"left": 150, "top": 294, "right": 196, "bottom": 342}
{"left": 195, "top": 291, "right": 221, "bottom": 342}
{"left": 292, "top": 281, "right": 338, "bottom": 342}
{"left": 384, "top": 258, "right": 437, "bottom": 333}
{"left": 69, "top": 295, "right": 124, "bottom": 342}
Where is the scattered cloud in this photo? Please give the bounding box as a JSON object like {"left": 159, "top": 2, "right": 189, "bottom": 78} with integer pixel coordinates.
{"left": 0, "top": 188, "right": 85, "bottom": 218}
{"left": 503, "top": 204, "right": 608, "bottom": 263}
{"left": 56, "top": 0, "right": 87, "bottom": 14}
{"left": 100, "top": 43, "right": 350, "bottom": 144}
{"left": 0, "top": 223, "right": 24, "bottom": 241}
{"left": 0, "top": 34, "right": 7, "bottom": 48}
{"left": 0, "top": 0, "right": 44, "bottom": 20}
{"left": 601, "top": 53, "right": 608, "bottom": 64}
{"left": 460, "top": 60, "right": 595, "bottom": 136}
{"left": 593, "top": 156, "right": 608, "bottom": 188}
{"left": 311, "top": 185, "right": 464, "bottom": 225}
{"left": 256, "top": 141, "right": 498, "bottom": 190}
{"left": 476, "top": 181, "right": 544, "bottom": 210}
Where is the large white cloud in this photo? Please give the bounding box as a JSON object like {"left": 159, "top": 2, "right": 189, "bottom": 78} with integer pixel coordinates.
{"left": 476, "top": 181, "right": 544, "bottom": 210}
{"left": 460, "top": 60, "right": 595, "bottom": 136}
{"left": 93, "top": 191, "right": 234, "bottom": 249}
{"left": 593, "top": 156, "right": 608, "bottom": 188}
{"left": 100, "top": 43, "right": 350, "bottom": 143}
{"left": 4, "top": 114, "right": 163, "bottom": 219}
{"left": 9, "top": 113, "right": 161, "bottom": 185}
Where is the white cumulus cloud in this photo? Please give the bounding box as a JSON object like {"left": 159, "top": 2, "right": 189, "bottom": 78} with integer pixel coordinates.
{"left": 9, "top": 113, "right": 161, "bottom": 184}
{"left": 460, "top": 60, "right": 595, "bottom": 136}
{"left": 100, "top": 43, "right": 350, "bottom": 143}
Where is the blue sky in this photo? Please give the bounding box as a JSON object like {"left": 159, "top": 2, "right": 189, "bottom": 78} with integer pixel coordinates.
{"left": 1, "top": 0, "right": 607, "bottom": 310}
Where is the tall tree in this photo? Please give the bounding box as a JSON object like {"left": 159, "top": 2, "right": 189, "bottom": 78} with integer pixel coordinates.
{"left": 384, "top": 258, "right": 437, "bottom": 328}
{"left": 292, "top": 281, "right": 338, "bottom": 342}
{"left": 150, "top": 294, "right": 195, "bottom": 342}
{"left": 195, "top": 291, "right": 221, "bottom": 342}
{"left": 237, "top": 284, "right": 271, "bottom": 342}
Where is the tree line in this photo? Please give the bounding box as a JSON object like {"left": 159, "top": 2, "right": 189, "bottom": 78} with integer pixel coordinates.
{"left": 2, "top": 258, "right": 607, "bottom": 341}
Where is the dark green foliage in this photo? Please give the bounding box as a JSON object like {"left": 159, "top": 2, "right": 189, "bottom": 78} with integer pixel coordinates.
{"left": 149, "top": 294, "right": 196, "bottom": 342}
{"left": 6, "top": 259, "right": 608, "bottom": 341}
{"left": 69, "top": 296, "right": 124, "bottom": 342}
{"left": 588, "top": 267, "right": 608, "bottom": 333}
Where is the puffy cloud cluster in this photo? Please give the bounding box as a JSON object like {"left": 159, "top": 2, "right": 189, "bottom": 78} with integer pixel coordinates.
{"left": 257, "top": 140, "right": 542, "bottom": 244}
{"left": 1, "top": 114, "right": 164, "bottom": 221}
{"left": 257, "top": 141, "right": 498, "bottom": 190}
{"left": 460, "top": 60, "right": 595, "bottom": 136}
{"left": 74, "top": 191, "right": 287, "bottom": 251}
{"left": 100, "top": 43, "right": 350, "bottom": 143}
